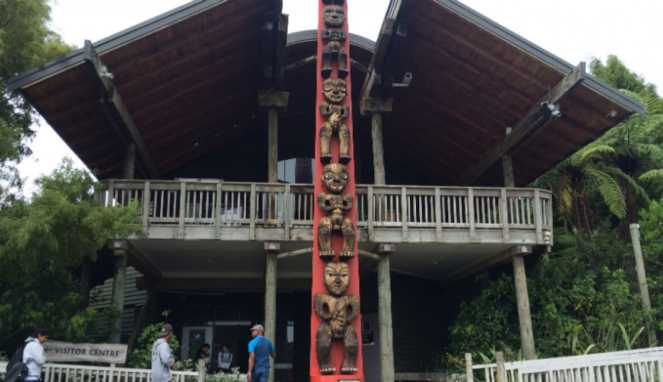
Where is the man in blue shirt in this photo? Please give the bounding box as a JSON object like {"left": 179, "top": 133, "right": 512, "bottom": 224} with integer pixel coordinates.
{"left": 247, "top": 324, "right": 275, "bottom": 382}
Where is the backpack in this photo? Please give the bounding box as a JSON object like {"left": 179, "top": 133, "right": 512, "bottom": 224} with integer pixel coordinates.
{"left": 1, "top": 346, "right": 33, "bottom": 382}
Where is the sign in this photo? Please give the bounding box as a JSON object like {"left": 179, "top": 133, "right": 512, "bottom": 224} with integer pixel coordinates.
{"left": 43, "top": 341, "right": 128, "bottom": 364}
{"left": 361, "top": 331, "right": 374, "bottom": 346}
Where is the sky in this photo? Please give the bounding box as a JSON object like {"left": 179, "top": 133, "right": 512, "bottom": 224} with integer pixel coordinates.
{"left": 16, "top": 0, "right": 663, "bottom": 194}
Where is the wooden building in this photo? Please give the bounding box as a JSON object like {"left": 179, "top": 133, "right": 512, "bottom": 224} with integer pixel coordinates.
{"left": 8, "top": 0, "right": 642, "bottom": 380}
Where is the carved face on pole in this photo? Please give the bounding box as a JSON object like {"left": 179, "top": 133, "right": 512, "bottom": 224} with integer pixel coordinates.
{"left": 322, "top": 163, "right": 349, "bottom": 194}
{"left": 323, "top": 5, "right": 346, "bottom": 28}
{"left": 324, "top": 262, "right": 350, "bottom": 296}
{"left": 322, "top": 78, "right": 347, "bottom": 104}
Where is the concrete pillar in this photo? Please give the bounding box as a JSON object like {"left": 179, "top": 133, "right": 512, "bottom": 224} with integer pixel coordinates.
{"left": 371, "top": 113, "right": 386, "bottom": 185}
{"left": 377, "top": 243, "right": 395, "bottom": 381}
{"left": 512, "top": 256, "right": 535, "bottom": 359}
{"left": 268, "top": 109, "right": 278, "bottom": 183}
{"left": 502, "top": 128, "right": 515, "bottom": 188}
{"left": 109, "top": 250, "right": 128, "bottom": 344}
{"left": 630, "top": 224, "right": 656, "bottom": 345}
{"left": 264, "top": 242, "right": 279, "bottom": 382}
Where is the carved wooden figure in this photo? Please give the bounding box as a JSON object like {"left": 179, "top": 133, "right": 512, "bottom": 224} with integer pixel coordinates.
{"left": 314, "top": 262, "right": 359, "bottom": 374}
{"left": 321, "top": 28, "right": 348, "bottom": 78}
{"left": 320, "top": 79, "right": 351, "bottom": 163}
{"left": 318, "top": 164, "right": 355, "bottom": 259}
{"left": 323, "top": 5, "right": 345, "bottom": 28}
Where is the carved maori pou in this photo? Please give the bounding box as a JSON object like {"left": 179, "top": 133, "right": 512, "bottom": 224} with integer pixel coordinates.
{"left": 314, "top": 261, "right": 359, "bottom": 374}
{"left": 321, "top": 28, "right": 348, "bottom": 78}
{"left": 320, "top": 78, "right": 351, "bottom": 163}
{"left": 318, "top": 164, "right": 355, "bottom": 260}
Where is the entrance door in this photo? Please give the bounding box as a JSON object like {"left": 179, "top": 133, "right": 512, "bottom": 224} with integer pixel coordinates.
{"left": 181, "top": 326, "right": 213, "bottom": 363}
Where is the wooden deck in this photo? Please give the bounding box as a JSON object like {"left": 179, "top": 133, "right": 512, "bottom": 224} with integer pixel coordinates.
{"left": 100, "top": 180, "right": 553, "bottom": 246}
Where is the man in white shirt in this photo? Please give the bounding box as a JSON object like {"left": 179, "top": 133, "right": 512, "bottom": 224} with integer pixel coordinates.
{"left": 217, "top": 343, "right": 233, "bottom": 373}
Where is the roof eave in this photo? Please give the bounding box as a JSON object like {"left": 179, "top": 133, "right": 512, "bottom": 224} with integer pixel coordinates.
{"left": 7, "top": 0, "right": 229, "bottom": 92}
{"left": 431, "top": 0, "right": 645, "bottom": 116}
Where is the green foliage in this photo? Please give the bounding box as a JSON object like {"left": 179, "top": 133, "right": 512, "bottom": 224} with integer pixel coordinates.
{"left": 447, "top": 227, "right": 650, "bottom": 363}
{"left": 0, "top": 159, "right": 143, "bottom": 355}
{"left": 129, "top": 311, "right": 180, "bottom": 369}
{"left": 590, "top": 56, "right": 657, "bottom": 96}
{"left": 0, "top": 0, "right": 76, "bottom": 199}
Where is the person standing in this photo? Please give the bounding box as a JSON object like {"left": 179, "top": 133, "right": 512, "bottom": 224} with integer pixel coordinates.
{"left": 217, "top": 343, "right": 233, "bottom": 374}
{"left": 246, "top": 325, "right": 275, "bottom": 382}
{"left": 23, "top": 326, "right": 51, "bottom": 382}
{"left": 151, "top": 324, "right": 176, "bottom": 382}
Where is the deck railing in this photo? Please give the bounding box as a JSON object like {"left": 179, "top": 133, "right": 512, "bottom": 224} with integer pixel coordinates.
{"left": 99, "top": 180, "right": 553, "bottom": 243}
{"left": 468, "top": 348, "right": 663, "bottom": 382}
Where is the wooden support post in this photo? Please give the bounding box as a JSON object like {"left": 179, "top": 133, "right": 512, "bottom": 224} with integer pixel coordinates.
{"left": 495, "top": 351, "right": 506, "bottom": 382}
{"left": 268, "top": 108, "right": 278, "bottom": 183}
{"left": 197, "top": 359, "right": 206, "bottom": 382}
{"left": 377, "top": 244, "right": 396, "bottom": 382}
{"left": 127, "top": 289, "right": 155, "bottom": 353}
{"left": 465, "top": 353, "right": 474, "bottom": 382}
{"left": 264, "top": 241, "right": 279, "bottom": 382}
{"left": 108, "top": 242, "right": 128, "bottom": 344}
{"left": 258, "top": 91, "right": 288, "bottom": 184}
{"left": 502, "top": 128, "right": 515, "bottom": 188}
{"left": 630, "top": 224, "right": 656, "bottom": 345}
{"left": 122, "top": 143, "right": 136, "bottom": 180}
{"left": 372, "top": 112, "right": 386, "bottom": 185}
{"left": 512, "top": 256, "right": 535, "bottom": 360}
{"left": 80, "top": 256, "right": 92, "bottom": 306}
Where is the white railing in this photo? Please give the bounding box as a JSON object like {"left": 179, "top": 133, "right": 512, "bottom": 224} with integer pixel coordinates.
{"left": 0, "top": 362, "right": 246, "bottom": 382}
{"left": 99, "top": 180, "right": 553, "bottom": 243}
{"left": 468, "top": 348, "right": 663, "bottom": 382}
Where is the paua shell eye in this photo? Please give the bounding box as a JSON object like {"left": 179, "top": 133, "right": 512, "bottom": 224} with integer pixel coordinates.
{"left": 325, "top": 87, "right": 332, "bottom": 92}
{"left": 340, "top": 87, "right": 346, "bottom": 93}
{"left": 324, "top": 173, "right": 332, "bottom": 179}
{"left": 341, "top": 174, "right": 348, "bottom": 179}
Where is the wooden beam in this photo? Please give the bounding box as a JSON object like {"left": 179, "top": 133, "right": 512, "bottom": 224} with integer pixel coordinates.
{"left": 359, "top": 0, "right": 402, "bottom": 99}
{"left": 136, "top": 277, "right": 311, "bottom": 292}
{"left": 455, "top": 63, "right": 586, "bottom": 186}
{"left": 444, "top": 245, "right": 532, "bottom": 283}
{"left": 84, "top": 40, "right": 161, "bottom": 179}
{"left": 258, "top": 91, "right": 290, "bottom": 111}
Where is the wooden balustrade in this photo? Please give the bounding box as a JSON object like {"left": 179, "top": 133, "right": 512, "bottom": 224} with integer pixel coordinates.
{"left": 100, "top": 180, "right": 553, "bottom": 244}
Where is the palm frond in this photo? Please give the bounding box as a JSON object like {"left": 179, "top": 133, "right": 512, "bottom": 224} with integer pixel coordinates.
{"left": 585, "top": 167, "right": 626, "bottom": 218}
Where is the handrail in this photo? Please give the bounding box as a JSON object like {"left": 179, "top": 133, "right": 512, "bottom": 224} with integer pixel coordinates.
{"left": 98, "top": 180, "right": 554, "bottom": 243}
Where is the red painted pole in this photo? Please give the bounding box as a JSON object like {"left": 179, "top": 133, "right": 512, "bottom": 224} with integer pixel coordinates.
{"left": 310, "top": 1, "right": 363, "bottom": 381}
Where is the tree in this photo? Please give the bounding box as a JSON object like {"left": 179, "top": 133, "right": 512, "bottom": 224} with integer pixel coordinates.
{"left": 539, "top": 145, "right": 627, "bottom": 240}
{"left": 591, "top": 56, "right": 663, "bottom": 239}
{"left": 0, "top": 0, "right": 75, "bottom": 199}
{"left": 0, "top": 159, "right": 143, "bottom": 355}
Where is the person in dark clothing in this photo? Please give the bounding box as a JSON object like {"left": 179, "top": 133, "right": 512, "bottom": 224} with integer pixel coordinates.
{"left": 193, "top": 343, "right": 210, "bottom": 368}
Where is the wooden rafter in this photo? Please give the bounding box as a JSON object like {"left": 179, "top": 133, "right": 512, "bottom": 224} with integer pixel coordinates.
{"left": 455, "top": 63, "right": 586, "bottom": 186}
{"left": 83, "top": 40, "right": 161, "bottom": 179}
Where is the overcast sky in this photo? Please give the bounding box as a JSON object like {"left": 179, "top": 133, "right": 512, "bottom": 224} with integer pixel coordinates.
{"left": 16, "top": 0, "right": 663, "bottom": 193}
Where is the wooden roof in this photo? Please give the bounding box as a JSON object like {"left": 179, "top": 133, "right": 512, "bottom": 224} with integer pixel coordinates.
{"left": 8, "top": 0, "right": 642, "bottom": 185}
{"left": 362, "top": 0, "right": 643, "bottom": 186}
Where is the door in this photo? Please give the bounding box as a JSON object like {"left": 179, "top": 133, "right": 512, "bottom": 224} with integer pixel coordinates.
{"left": 181, "top": 326, "right": 214, "bottom": 363}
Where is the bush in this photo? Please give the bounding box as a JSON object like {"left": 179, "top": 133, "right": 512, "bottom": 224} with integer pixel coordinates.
{"left": 129, "top": 311, "right": 180, "bottom": 369}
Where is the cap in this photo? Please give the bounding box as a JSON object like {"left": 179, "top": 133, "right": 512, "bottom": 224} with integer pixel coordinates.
{"left": 160, "top": 324, "right": 173, "bottom": 337}
{"left": 250, "top": 324, "right": 264, "bottom": 332}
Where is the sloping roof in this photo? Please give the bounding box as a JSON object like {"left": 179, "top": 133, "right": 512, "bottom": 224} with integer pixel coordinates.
{"left": 360, "top": 0, "right": 643, "bottom": 185}
{"left": 8, "top": 0, "right": 642, "bottom": 185}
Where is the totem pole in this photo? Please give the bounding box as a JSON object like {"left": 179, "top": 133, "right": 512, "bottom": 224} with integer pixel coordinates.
{"left": 311, "top": 0, "right": 364, "bottom": 381}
